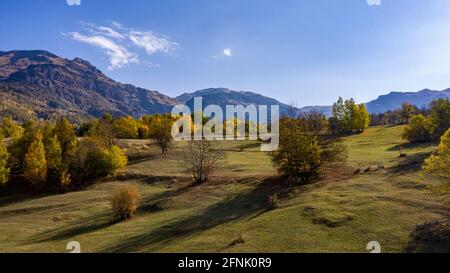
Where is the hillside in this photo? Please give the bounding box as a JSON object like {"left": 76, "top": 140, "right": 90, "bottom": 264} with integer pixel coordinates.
{"left": 0, "top": 126, "right": 447, "bottom": 253}
{"left": 0, "top": 50, "right": 178, "bottom": 120}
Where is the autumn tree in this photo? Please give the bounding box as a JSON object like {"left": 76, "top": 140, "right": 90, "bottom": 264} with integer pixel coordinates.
{"left": 45, "top": 135, "right": 63, "bottom": 185}
{"left": 24, "top": 131, "right": 47, "bottom": 192}
{"left": 144, "top": 114, "right": 174, "bottom": 155}
{"left": 0, "top": 116, "right": 23, "bottom": 139}
{"left": 88, "top": 114, "right": 115, "bottom": 148}
{"left": 54, "top": 117, "right": 77, "bottom": 161}
{"left": 0, "top": 134, "right": 10, "bottom": 186}
{"left": 113, "top": 116, "right": 139, "bottom": 139}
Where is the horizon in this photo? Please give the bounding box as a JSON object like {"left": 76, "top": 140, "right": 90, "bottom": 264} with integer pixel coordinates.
{"left": 2, "top": 0, "right": 450, "bottom": 107}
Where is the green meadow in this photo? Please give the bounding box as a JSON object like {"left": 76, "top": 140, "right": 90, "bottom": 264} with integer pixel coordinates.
{"left": 0, "top": 125, "right": 447, "bottom": 253}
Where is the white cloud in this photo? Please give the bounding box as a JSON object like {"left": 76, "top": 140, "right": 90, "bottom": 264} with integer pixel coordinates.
{"left": 223, "top": 48, "right": 232, "bottom": 57}
{"left": 66, "top": 0, "right": 81, "bottom": 6}
{"left": 129, "top": 30, "right": 176, "bottom": 55}
{"left": 65, "top": 22, "right": 177, "bottom": 70}
{"left": 68, "top": 32, "right": 138, "bottom": 70}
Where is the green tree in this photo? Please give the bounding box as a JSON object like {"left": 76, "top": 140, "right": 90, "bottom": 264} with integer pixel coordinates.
{"left": 421, "top": 128, "right": 450, "bottom": 181}
{"left": 24, "top": 131, "right": 47, "bottom": 191}
{"left": 0, "top": 135, "right": 10, "bottom": 185}
{"left": 402, "top": 115, "right": 433, "bottom": 143}
{"left": 429, "top": 99, "right": 450, "bottom": 140}
{"left": 330, "top": 97, "right": 369, "bottom": 134}
{"left": 271, "top": 118, "right": 322, "bottom": 186}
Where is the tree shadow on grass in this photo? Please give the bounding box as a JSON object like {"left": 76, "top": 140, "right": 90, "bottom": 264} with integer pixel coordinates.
{"left": 101, "top": 177, "right": 287, "bottom": 253}
{"left": 386, "top": 142, "right": 435, "bottom": 152}
{"left": 28, "top": 211, "right": 117, "bottom": 244}
{"left": 0, "top": 192, "right": 55, "bottom": 209}
{"left": 386, "top": 152, "right": 432, "bottom": 177}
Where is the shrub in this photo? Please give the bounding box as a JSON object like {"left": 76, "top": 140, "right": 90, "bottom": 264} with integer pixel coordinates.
{"left": 111, "top": 185, "right": 140, "bottom": 221}
{"left": 402, "top": 115, "right": 433, "bottom": 143}
{"left": 421, "top": 129, "right": 450, "bottom": 180}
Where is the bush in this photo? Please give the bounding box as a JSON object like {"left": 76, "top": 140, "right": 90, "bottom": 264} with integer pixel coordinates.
{"left": 421, "top": 129, "right": 450, "bottom": 180}
{"left": 402, "top": 115, "right": 433, "bottom": 143}
{"left": 111, "top": 185, "right": 140, "bottom": 221}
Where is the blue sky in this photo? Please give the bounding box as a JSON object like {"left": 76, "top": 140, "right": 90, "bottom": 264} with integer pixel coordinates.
{"left": 1, "top": 0, "right": 450, "bottom": 106}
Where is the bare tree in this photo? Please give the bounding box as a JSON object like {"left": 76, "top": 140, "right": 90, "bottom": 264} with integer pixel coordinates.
{"left": 182, "top": 140, "right": 225, "bottom": 184}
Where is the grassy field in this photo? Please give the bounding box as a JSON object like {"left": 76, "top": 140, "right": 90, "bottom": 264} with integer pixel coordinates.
{"left": 0, "top": 125, "right": 448, "bottom": 253}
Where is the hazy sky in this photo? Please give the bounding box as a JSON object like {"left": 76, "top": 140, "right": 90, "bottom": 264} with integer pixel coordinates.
{"left": 1, "top": 0, "right": 450, "bottom": 106}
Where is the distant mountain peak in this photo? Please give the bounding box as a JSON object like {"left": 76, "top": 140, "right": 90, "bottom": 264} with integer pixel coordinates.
{"left": 366, "top": 88, "right": 450, "bottom": 114}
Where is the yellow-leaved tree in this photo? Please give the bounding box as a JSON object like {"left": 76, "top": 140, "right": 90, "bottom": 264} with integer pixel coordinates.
{"left": 24, "top": 130, "right": 47, "bottom": 192}
{"left": 0, "top": 134, "right": 10, "bottom": 186}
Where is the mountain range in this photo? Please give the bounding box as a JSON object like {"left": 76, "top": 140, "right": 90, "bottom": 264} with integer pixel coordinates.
{"left": 0, "top": 50, "right": 449, "bottom": 121}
